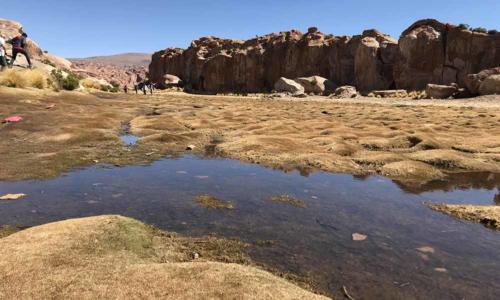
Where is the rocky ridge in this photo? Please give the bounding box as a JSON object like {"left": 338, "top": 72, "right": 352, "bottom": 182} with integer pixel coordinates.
{"left": 150, "top": 19, "right": 500, "bottom": 95}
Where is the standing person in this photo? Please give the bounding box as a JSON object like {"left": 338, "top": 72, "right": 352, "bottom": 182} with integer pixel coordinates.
{"left": 124, "top": 84, "right": 128, "bottom": 94}
{"left": 0, "top": 34, "right": 7, "bottom": 71}
{"left": 8, "top": 33, "right": 32, "bottom": 69}
{"left": 148, "top": 82, "right": 153, "bottom": 95}
{"left": 134, "top": 84, "right": 138, "bottom": 94}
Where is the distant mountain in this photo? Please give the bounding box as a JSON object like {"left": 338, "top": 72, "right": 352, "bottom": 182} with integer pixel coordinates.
{"left": 69, "top": 53, "right": 151, "bottom": 67}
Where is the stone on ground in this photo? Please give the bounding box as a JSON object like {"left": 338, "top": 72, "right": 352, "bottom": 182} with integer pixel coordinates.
{"left": 274, "top": 77, "right": 305, "bottom": 95}
{"left": 330, "top": 86, "right": 358, "bottom": 99}
{"left": 426, "top": 84, "right": 458, "bottom": 99}
{"left": 295, "top": 76, "right": 336, "bottom": 95}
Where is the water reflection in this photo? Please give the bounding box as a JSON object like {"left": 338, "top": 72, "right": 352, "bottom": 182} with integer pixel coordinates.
{"left": 0, "top": 156, "right": 499, "bottom": 299}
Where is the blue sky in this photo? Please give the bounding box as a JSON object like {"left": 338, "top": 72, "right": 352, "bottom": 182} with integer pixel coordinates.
{"left": 2, "top": 0, "right": 499, "bottom": 58}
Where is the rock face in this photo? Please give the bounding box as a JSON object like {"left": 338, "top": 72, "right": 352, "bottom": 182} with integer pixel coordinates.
{"left": 0, "top": 18, "right": 72, "bottom": 72}
{"left": 0, "top": 18, "right": 44, "bottom": 58}
{"left": 274, "top": 77, "right": 304, "bottom": 95}
{"left": 150, "top": 19, "right": 500, "bottom": 94}
{"left": 295, "top": 76, "right": 336, "bottom": 94}
{"left": 395, "top": 19, "right": 500, "bottom": 90}
{"left": 150, "top": 29, "right": 398, "bottom": 94}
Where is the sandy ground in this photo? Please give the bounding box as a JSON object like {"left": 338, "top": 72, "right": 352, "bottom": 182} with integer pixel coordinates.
{"left": 1, "top": 86, "right": 499, "bottom": 224}
{"left": 0, "top": 215, "right": 326, "bottom": 299}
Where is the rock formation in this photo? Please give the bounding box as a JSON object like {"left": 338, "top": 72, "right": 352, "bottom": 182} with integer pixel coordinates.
{"left": 150, "top": 19, "right": 500, "bottom": 95}
{"left": 395, "top": 19, "right": 500, "bottom": 90}
{"left": 71, "top": 61, "right": 147, "bottom": 86}
{"left": 150, "top": 28, "right": 396, "bottom": 94}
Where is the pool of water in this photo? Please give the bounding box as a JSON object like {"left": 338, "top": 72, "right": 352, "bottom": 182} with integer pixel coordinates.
{"left": 0, "top": 156, "right": 499, "bottom": 299}
{"left": 120, "top": 134, "right": 139, "bottom": 146}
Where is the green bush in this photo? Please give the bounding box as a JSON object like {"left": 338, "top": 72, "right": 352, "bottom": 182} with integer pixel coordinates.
{"left": 110, "top": 80, "right": 120, "bottom": 88}
{"left": 62, "top": 74, "right": 80, "bottom": 91}
{"left": 458, "top": 24, "right": 470, "bottom": 30}
{"left": 473, "top": 27, "right": 488, "bottom": 34}
{"left": 50, "top": 69, "right": 81, "bottom": 91}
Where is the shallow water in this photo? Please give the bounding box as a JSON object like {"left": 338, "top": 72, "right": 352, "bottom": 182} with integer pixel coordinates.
{"left": 120, "top": 134, "right": 139, "bottom": 146}
{"left": 0, "top": 156, "right": 499, "bottom": 299}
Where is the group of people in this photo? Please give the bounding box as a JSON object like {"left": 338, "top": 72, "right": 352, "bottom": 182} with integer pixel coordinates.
{"left": 0, "top": 29, "right": 32, "bottom": 71}
{"left": 123, "top": 74, "right": 155, "bottom": 95}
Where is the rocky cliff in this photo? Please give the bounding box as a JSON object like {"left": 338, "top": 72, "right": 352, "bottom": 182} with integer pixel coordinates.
{"left": 149, "top": 19, "right": 500, "bottom": 94}
{"left": 0, "top": 18, "right": 72, "bottom": 70}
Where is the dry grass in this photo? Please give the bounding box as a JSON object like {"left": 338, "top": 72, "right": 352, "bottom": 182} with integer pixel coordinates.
{"left": 429, "top": 204, "right": 500, "bottom": 229}
{"left": 0, "top": 226, "right": 19, "bottom": 239}
{"left": 0, "top": 215, "right": 326, "bottom": 299}
{"left": 270, "top": 195, "right": 308, "bottom": 208}
{"left": 0, "top": 69, "right": 46, "bottom": 89}
{"left": 1, "top": 88, "right": 500, "bottom": 186}
{"left": 81, "top": 78, "right": 102, "bottom": 89}
{"left": 194, "top": 194, "right": 234, "bottom": 209}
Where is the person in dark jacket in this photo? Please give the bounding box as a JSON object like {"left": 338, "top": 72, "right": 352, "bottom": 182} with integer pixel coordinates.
{"left": 8, "top": 33, "right": 32, "bottom": 69}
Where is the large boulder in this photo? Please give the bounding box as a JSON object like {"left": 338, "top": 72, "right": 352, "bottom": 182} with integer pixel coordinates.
{"left": 0, "top": 18, "right": 44, "bottom": 58}
{"left": 394, "top": 19, "right": 500, "bottom": 90}
{"left": 355, "top": 35, "right": 397, "bottom": 92}
{"left": 394, "top": 21, "right": 446, "bottom": 90}
{"left": 479, "top": 75, "right": 500, "bottom": 95}
{"left": 163, "top": 74, "right": 182, "bottom": 88}
{"left": 465, "top": 67, "right": 500, "bottom": 95}
{"left": 295, "top": 76, "right": 336, "bottom": 95}
{"left": 426, "top": 84, "right": 458, "bottom": 99}
{"left": 274, "top": 77, "right": 305, "bottom": 95}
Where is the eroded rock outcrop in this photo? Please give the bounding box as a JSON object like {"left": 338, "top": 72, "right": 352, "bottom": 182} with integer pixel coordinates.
{"left": 0, "top": 18, "right": 72, "bottom": 71}
{"left": 150, "top": 29, "right": 398, "bottom": 93}
{"left": 396, "top": 19, "right": 500, "bottom": 90}
{"left": 150, "top": 19, "right": 499, "bottom": 94}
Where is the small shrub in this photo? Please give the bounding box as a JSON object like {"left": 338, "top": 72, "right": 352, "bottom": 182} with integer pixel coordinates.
{"left": 24, "top": 69, "right": 46, "bottom": 89}
{"left": 62, "top": 73, "right": 80, "bottom": 91}
{"left": 100, "top": 84, "right": 111, "bottom": 92}
{"left": 41, "top": 59, "right": 56, "bottom": 68}
{"left": 473, "top": 27, "right": 488, "bottom": 34}
{"left": 458, "top": 23, "right": 470, "bottom": 30}
{"left": 110, "top": 80, "right": 120, "bottom": 88}
{"left": 0, "top": 70, "right": 28, "bottom": 88}
{"left": 109, "top": 86, "right": 119, "bottom": 93}
{"left": 50, "top": 69, "right": 80, "bottom": 91}
{"left": 81, "top": 78, "right": 101, "bottom": 89}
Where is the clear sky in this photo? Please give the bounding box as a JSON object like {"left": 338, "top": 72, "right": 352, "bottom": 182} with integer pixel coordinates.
{"left": 2, "top": 0, "right": 499, "bottom": 58}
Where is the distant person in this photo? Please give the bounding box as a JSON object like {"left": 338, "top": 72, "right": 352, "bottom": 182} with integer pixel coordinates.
{"left": 134, "top": 84, "right": 138, "bottom": 94}
{"left": 0, "top": 34, "right": 7, "bottom": 71}
{"left": 8, "top": 32, "right": 32, "bottom": 69}
{"left": 148, "top": 82, "right": 154, "bottom": 95}
{"left": 124, "top": 84, "right": 128, "bottom": 94}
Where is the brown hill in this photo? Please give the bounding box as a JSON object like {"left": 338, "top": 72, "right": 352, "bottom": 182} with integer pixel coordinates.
{"left": 70, "top": 53, "right": 151, "bottom": 67}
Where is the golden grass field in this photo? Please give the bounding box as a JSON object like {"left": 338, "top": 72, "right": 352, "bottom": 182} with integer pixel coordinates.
{"left": 1, "top": 87, "right": 499, "bottom": 224}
